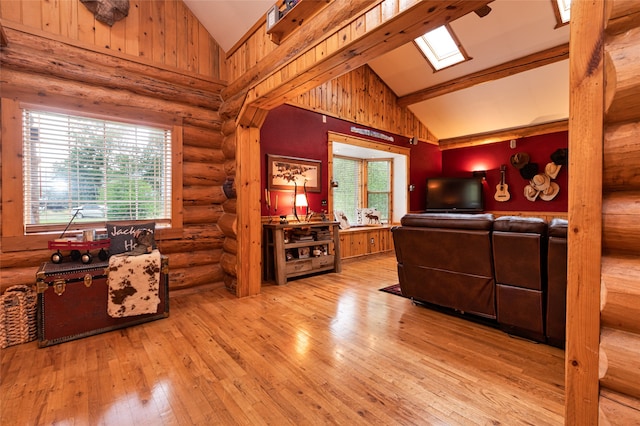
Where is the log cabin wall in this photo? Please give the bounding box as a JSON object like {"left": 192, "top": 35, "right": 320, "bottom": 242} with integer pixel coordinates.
{"left": 0, "top": 1, "right": 229, "bottom": 294}
{"left": 0, "top": 0, "right": 224, "bottom": 79}
{"left": 599, "top": 0, "right": 640, "bottom": 421}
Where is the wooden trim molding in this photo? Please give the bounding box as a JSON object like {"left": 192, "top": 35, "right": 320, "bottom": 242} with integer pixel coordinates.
{"left": 438, "top": 119, "right": 568, "bottom": 150}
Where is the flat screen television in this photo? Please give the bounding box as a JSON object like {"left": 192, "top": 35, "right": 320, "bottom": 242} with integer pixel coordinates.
{"left": 425, "top": 177, "right": 484, "bottom": 213}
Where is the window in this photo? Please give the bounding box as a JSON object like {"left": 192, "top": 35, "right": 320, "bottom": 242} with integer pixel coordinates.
{"left": 332, "top": 156, "right": 392, "bottom": 224}
{"left": 414, "top": 25, "right": 469, "bottom": 71}
{"left": 328, "top": 132, "right": 409, "bottom": 225}
{"left": 22, "top": 109, "right": 172, "bottom": 231}
{"left": 553, "top": 0, "right": 571, "bottom": 26}
{"left": 367, "top": 160, "right": 391, "bottom": 221}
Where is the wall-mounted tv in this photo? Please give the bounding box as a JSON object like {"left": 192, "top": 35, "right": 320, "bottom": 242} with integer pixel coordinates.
{"left": 426, "top": 177, "right": 484, "bottom": 213}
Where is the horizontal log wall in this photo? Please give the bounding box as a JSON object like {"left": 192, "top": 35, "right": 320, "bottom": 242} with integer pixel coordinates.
{"left": 599, "top": 0, "right": 640, "bottom": 421}
{"left": 289, "top": 65, "right": 435, "bottom": 142}
{"left": 0, "top": 23, "right": 228, "bottom": 294}
{"left": 0, "top": 0, "right": 224, "bottom": 80}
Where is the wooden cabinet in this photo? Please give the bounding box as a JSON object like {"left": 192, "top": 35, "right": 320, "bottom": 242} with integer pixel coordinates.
{"left": 266, "top": 0, "right": 332, "bottom": 44}
{"left": 339, "top": 226, "right": 394, "bottom": 259}
{"left": 263, "top": 222, "right": 341, "bottom": 285}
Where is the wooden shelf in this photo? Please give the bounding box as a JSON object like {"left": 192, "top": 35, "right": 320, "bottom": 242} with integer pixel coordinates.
{"left": 266, "top": 0, "right": 332, "bottom": 45}
{"left": 263, "top": 221, "right": 341, "bottom": 285}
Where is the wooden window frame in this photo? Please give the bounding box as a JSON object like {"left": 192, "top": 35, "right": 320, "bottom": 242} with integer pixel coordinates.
{"left": 413, "top": 24, "right": 471, "bottom": 73}
{"left": 1, "top": 98, "right": 183, "bottom": 252}
{"left": 327, "top": 131, "right": 409, "bottom": 224}
{"left": 551, "top": 0, "right": 571, "bottom": 28}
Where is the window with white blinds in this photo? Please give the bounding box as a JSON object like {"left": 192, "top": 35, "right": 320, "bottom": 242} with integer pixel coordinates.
{"left": 367, "top": 160, "right": 391, "bottom": 222}
{"left": 22, "top": 109, "right": 172, "bottom": 230}
{"left": 332, "top": 156, "right": 391, "bottom": 224}
{"left": 332, "top": 157, "right": 362, "bottom": 221}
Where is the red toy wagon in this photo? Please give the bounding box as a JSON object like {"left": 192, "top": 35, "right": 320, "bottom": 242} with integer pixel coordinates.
{"left": 47, "top": 239, "right": 110, "bottom": 264}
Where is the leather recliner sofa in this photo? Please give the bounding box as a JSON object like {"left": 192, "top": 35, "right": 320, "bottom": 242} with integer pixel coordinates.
{"left": 546, "top": 218, "right": 568, "bottom": 347}
{"left": 492, "top": 216, "right": 548, "bottom": 343}
{"left": 392, "top": 213, "right": 567, "bottom": 345}
{"left": 392, "top": 213, "right": 496, "bottom": 319}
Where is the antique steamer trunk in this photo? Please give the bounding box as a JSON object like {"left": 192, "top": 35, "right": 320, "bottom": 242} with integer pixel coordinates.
{"left": 36, "top": 256, "right": 169, "bottom": 347}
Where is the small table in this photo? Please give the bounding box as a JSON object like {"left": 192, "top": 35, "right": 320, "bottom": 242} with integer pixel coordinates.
{"left": 263, "top": 221, "right": 341, "bottom": 285}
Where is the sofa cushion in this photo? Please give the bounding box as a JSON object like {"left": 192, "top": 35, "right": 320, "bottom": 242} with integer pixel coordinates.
{"left": 400, "top": 213, "right": 494, "bottom": 230}
{"left": 494, "top": 215, "right": 547, "bottom": 234}
{"left": 492, "top": 217, "right": 547, "bottom": 291}
{"left": 549, "top": 218, "right": 568, "bottom": 238}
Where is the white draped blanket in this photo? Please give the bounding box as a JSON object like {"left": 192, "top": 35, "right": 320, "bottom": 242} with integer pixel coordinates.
{"left": 107, "top": 249, "right": 161, "bottom": 318}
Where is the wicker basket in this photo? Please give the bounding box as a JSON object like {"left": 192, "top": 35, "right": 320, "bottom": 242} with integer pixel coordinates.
{"left": 0, "top": 285, "right": 37, "bottom": 348}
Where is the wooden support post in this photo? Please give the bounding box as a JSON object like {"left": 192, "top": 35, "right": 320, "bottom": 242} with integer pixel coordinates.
{"left": 566, "top": 0, "right": 605, "bottom": 423}
{"left": 235, "top": 107, "right": 268, "bottom": 297}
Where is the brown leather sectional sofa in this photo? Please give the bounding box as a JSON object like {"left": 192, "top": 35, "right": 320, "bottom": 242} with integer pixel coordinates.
{"left": 392, "top": 213, "right": 568, "bottom": 347}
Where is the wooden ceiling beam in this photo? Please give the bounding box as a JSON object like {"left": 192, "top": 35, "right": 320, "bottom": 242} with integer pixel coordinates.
{"left": 397, "top": 42, "right": 570, "bottom": 107}
{"left": 438, "top": 119, "right": 568, "bottom": 150}
{"left": 222, "top": 0, "right": 380, "bottom": 103}
{"left": 247, "top": 0, "right": 491, "bottom": 111}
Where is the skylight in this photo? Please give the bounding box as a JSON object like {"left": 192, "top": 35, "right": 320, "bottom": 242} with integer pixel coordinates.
{"left": 414, "top": 25, "right": 467, "bottom": 71}
{"left": 556, "top": 0, "right": 571, "bottom": 24}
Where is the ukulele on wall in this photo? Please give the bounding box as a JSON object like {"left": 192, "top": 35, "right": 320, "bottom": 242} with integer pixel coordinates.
{"left": 494, "top": 164, "right": 511, "bottom": 202}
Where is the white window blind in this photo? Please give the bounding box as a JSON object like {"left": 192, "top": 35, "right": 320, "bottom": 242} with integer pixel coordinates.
{"left": 22, "top": 109, "right": 172, "bottom": 229}
{"left": 333, "top": 156, "right": 392, "bottom": 224}
{"left": 332, "top": 157, "right": 361, "bottom": 222}
{"left": 367, "top": 160, "right": 391, "bottom": 222}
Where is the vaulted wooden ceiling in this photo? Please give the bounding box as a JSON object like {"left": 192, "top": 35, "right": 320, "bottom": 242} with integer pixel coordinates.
{"left": 184, "top": 0, "right": 570, "bottom": 142}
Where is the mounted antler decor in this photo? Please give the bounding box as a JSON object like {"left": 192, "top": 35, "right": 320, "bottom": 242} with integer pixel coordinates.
{"left": 81, "top": 0, "right": 130, "bottom": 26}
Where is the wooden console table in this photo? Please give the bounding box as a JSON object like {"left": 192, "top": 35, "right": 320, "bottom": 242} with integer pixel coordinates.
{"left": 263, "top": 221, "right": 341, "bottom": 285}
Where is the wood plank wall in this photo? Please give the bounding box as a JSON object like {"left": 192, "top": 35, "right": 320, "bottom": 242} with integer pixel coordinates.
{"left": 0, "top": 0, "right": 225, "bottom": 80}
{"left": 289, "top": 65, "right": 435, "bottom": 142}
{"left": 222, "top": 0, "right": 488, "bottom": 118}
{"left": 599, "top": 0, "right": 640, "bottom": 421}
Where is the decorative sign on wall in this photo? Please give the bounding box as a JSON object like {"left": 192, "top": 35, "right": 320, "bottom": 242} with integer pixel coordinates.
{"left": 81, "top": 0, "right": 130, "bottom": 26}
{"left": 350, "top": 126, "right": 394, "bottom": 142}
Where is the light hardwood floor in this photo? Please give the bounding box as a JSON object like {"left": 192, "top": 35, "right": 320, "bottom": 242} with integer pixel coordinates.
{"left": 1, "top": 252, "right": 565, "bottom": 425}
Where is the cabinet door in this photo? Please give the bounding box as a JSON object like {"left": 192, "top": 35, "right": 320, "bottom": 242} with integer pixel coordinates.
{"left": 368, "top": 229, "right": 380, "bottom": 254}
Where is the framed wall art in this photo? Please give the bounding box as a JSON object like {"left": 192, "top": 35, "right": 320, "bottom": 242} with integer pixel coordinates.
{"left": 267, "top": 155, "right": 321, "bottom": 192}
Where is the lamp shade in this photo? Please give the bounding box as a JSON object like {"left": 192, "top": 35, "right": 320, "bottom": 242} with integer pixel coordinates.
{"left": 295, "top": 193, "right": 308, "bottom": 208}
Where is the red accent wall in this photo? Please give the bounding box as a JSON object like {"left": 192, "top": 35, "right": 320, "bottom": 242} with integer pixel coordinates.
{"left": 261, "top": 104, "right": 567, "bottom": 216}
{"left": 260, "top": 104, "right": 441, "bottom": 215}
{"left": 408, "top": 141, "right": 441, "bottom": 212}
{"left": 441, "top": 131, "right": 568, "bottom": 212}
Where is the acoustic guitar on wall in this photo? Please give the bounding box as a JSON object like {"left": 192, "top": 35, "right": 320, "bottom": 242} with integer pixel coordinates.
{"left": 494, "top": 164, "right": 510, "bottom": 202}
